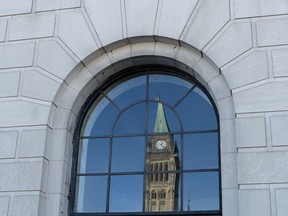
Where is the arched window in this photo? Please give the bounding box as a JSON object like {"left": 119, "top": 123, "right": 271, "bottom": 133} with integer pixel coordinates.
{"left": 70, "top": 67, "right": 221, "bottom": 215}
{"left": 151, "top": 190, "right": 157, "bottom": 199}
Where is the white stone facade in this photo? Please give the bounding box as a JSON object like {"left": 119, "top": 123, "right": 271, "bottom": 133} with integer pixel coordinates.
{"left": 0, "top": 0, "right": 288, "bottom": 216}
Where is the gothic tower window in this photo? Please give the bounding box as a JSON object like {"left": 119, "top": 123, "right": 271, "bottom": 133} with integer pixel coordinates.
{"left": 70, "top": 66, "right": 221, "bottom": 216}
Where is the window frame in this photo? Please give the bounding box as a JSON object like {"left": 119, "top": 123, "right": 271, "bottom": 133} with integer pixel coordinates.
{"left": 69, "top": 65, "right": 222, "bottom": 216}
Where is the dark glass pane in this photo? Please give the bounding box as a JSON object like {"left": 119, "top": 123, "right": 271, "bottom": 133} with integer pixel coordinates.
{"left": 109, "top": 175, "right": 143, "bottom": 212}
{"left": 111, "top": 136, "right": 145, "bottom": 172}
{"left": 78, "top": 139, "right": 109, "bottom": 173}
{"left": 183, "top": 133, "right": 219, "bottom": 170}
{"left": 183, "top": 172, "right": 220, "bottom": 211}
{"left": 149, "top": 74, "right": 193, "bottom": 106}
{"left": 175, "top": 87, "right": 217, "bottom": 131}
{"left": 106, "top": 75, "right": 146, "bottom": 109}
{"left": 145, "top": 173, "right": 181, "bottom": 212}
{"left": 114, "top": 103, "right": 145, "bottom": 134}
{"left": 82, "top": 96, "right": 119, "bottom": 136}
{"left": 74, "top": 176, "right": 107, "bottom": 213}
{"left": 148, "top": 102, "right": 180, "bottom": 133}
{"left": 146, "top": 134, "right": 181, "bottom": 172}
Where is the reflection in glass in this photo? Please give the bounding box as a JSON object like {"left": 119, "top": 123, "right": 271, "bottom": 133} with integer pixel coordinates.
{"left": 75, "top": 176, "right": 107, "bottom": 212}
{"left": 145, "top": 98, "right": 181, "bottom": 212}
{"left": 109, "top": 175, "right": 143, "bottom": 212}
{"left": 183, "top": 172, "right": 220, "bottom": 211}
{"left": 82, "top": 96, "right": 119, "bottom": 136}
{"left": 78, "top": 139, "right": 109, "bottom": 173}
{"left": 148, "top": 102, "right": 180, "bottom": 133}
{"left": 149, "top": 74, "right": 193, "bottom": 106}
{"left": 113, "top": 103, "right": 146, "bottom": 134}
{"left": 176, "top": 87, "right": 217, "bottom": 131}
{"left": 111, "top": 136, "right": 144, "bottom": 172}
{"left": 106, "top": 76, "right": 146, "bottom": 108}
{"left": 184, "top": 133, "right": 219, "bottom": 170}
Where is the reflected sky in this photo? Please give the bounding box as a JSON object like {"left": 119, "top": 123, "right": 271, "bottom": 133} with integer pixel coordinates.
{"left": 75, "top": 73, "right": 220, "bottom": 214}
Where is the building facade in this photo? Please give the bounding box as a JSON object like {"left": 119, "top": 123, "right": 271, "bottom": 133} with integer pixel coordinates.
{"left": 1, "top": 0, "right": 288, "bottom": 216}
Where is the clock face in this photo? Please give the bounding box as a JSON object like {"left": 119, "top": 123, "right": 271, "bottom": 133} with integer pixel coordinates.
{"left": 156, "top": 140, "right": 167, "bottom": 150}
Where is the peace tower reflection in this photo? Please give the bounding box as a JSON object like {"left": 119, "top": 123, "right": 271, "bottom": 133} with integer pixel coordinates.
{"left": 145, "top": 97, "right": 180, "bottom": 212}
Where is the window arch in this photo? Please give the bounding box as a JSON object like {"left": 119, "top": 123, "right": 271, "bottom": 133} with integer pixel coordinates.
{"left": 70, "top": 66, "right": 221, "bottom": 215}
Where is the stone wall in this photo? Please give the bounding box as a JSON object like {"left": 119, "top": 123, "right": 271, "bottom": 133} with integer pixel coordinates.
{"left": 0, "top": 0, "right": 288, "bottom": 216}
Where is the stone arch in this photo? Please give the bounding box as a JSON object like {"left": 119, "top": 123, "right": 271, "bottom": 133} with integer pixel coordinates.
{"left": 46, "top": 38, "right": 236, "bottom": 216}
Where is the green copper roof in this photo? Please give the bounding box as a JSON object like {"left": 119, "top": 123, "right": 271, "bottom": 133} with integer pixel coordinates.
{"left": 154, "top": 97, "right": 170, "bottom": 133}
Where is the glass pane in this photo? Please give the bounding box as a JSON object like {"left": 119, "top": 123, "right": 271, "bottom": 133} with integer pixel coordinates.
{"left": 74, "top": 176, "right": 107, "bottom": 213}
{"left": 183, "top": 172, "right": 220, "bottom": 211}
{"left": 175, "top": 87, "right": 217, "bottom": 131}
{"left": 183, "top": 133, "right": 219, "bottom": 170}
{"left": 82, "top": 96, "right": 119, "bottom": 136}
{"left": 111, "top": 136, "right": 145, "bottom": 172}
{"left": 109, "top": 175, "right": 143, "bottom": 212}
{"left": 106, "top": 75, "right": 146, "bottom": 109}
{"left": 148, "top": 102, "right": 180, "bottom": 133}
{"left": 145, "top": 173, "right": 181, "bottom": 212}
{"left": 146, "top": 134, "right": 181, "bottom": 171}
{"left": 113, "top": 103, "right": 146, "bottom": 134}
{"left": 149, "top": 74, "right": 193, "bottom": 106}
{"left": 78, "top": 139, "right": 109, "bottom": 173}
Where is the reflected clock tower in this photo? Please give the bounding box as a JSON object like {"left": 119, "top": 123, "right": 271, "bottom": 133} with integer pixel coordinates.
{"left": 145, "top": 97, "right": 180, "bottom": 212}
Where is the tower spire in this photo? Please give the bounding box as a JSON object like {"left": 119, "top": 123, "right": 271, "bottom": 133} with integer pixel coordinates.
{"left": 154, "top": 96, "right": 170, "bottom": 133}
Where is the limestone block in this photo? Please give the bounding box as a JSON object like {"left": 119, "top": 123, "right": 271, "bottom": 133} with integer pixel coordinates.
{"left": 37, "top": 40, "right": 77, "bottom": 79}
{"left": 208, "top": 75, "right": 231, "bottom": 100}
{"left": 0, "top": 161, "right": 44, "bottom": 191}
{"left": 53, "top": 83, "right": 80, "bottom": 110}
{"left": 235, "top": 0, "right": 288, "bottom": 18}
{"left": 257, "top": 18, "right": 288, "bottom": 47}
{"left": 0, "top": 196, "right": 9, "bottom": 216}
{"left": 125, "top": 0, "right": 158, "bottom": 37}
{"left": 0, "top": 42, "right": 35, "bottom": 69}
{"left": 85, "top": 0, "right": 123, "bottom": 46}
{"left": 22, "top": 70, "right": 60, "bottom": 102}
{"left": 0, "top": 100, "right": 50, "bottom": 127}
{"left": 270, "top": 115, "right": 288, "bottom": 146}
{"left": 220, "top": 119, "right": 236, "bottom": 153}
{"left": 0, "top": 0, "right": 33, "bottom": 16}
{"left": 239, "top": 189, "right": 270, "bottom": 216}
{"left": 275, "top": 188, "right": 288, "bottom": 216}
{"left": 234, "top": 81, "right": 288, "bottom": 113}
{"left": 223, "top": 51, "right": 269, "bottom": 89}
{"left": 156, "top": 0, "right": 197, "bottom": 39}
{"left": 36, "top": 0, "right": 81, "bottom": 12}
{"left": 0, "top": 19, "right": 7, "bottom": 42}
{"left": 204, "top": 21, "right": 252, "bottom": 67}
{"left": 131, "top": 42, "right": 155, "bottom": 56}
{"left": 107, "top": 44, "right": 131, "bottom": 63}
{"left": 183, "top": 0, "right": 230, "bottom": 50}
{"left": 236, "top": 116, "right": 266, "bottom": 148}
{"left": 58, "top": 10, "right": 98, "bottom": 60}
{"left": 154, "top": 43, "right": 179, "bottom": 58}
{"left": 217, "top": 96, "right": 235, "bottom": 120}
{"left": 46, "top": 161, "right": 67, "bottom": 194}
{"left": 9, "top": 13, "right": 55, "bottom": 41}
{"left": 175, "top": 46, "right": 202, "bottom": 68}
{"left": 221, "top": 153, "right": 238, "bottom": 189}
{"left": 238, "top": 151, "right": 288, "bottom": 184}
{"left": 66, "top": 67, "right": 94, "bottom": 92}
{"left": 0, "top": 131, "right": 17, "bottom": 158}
{"left": 49, "top": 129, "right": 68, "bottom": 161}
{"left": 222, "top": 189, "right": 239, "bottom": 216}
{"left": 19, "top": 127, "right": 48, "bottom": 158}
{"left": 0, "top": 71, "right": 20, "bottom": 97}
{"left": 193, "top": 58, "right": 219, "bottom": 83}
{"left": 12, "top": 194, "right": 44, "bottom": 216}
{"left": 272, "top": 48, "right": 288, "bottom": 77}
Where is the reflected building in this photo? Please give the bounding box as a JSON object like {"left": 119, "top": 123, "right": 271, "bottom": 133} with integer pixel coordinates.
{"left": 145, "top": 97, "right": 180, "bottom": 212}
